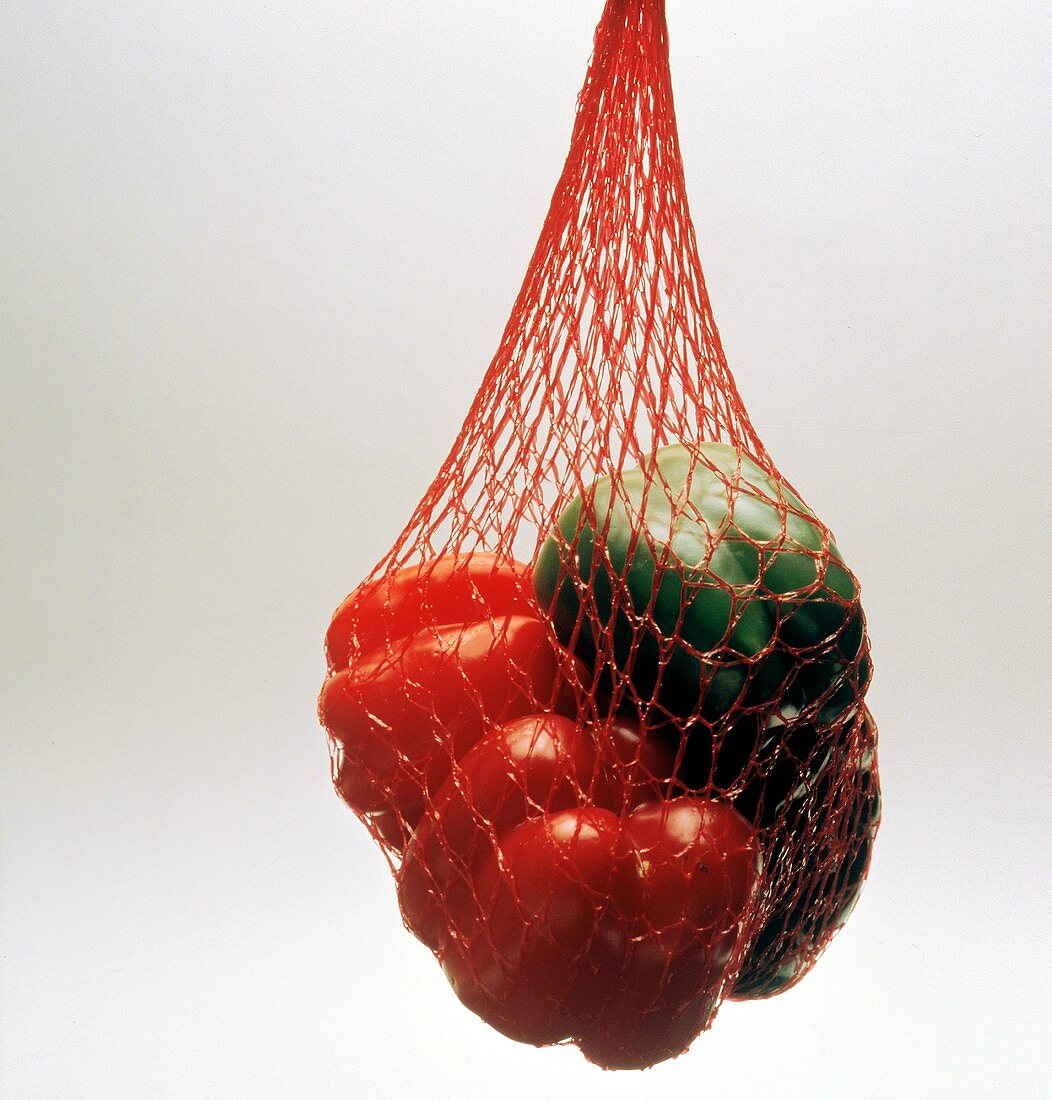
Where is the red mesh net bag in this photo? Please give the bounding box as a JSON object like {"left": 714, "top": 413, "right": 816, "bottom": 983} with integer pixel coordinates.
{"left": 320, "top": 0, "right": 880, "bottom": 1070}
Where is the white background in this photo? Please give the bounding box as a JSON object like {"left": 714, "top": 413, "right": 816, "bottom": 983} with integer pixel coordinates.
{"left": 3, "top": 1, "right": 1050, "bottom": 1096}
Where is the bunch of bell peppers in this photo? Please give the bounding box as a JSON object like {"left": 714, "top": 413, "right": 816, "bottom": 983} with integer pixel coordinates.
{"left": 319, "top": 442, "right": 879, "bottom": 1069}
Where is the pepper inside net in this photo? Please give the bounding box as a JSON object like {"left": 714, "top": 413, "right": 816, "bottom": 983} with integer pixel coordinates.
{"left": 320, "top": 0, "right": 879, "bottom": 1071}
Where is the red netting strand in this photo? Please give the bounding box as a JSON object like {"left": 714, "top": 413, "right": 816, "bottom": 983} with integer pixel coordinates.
{"left": 320, "top": 0, "right": 880, "bottom": 1070}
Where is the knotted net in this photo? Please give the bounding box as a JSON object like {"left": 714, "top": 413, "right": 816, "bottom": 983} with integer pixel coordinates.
{"left": 320, "top": 0, "right": 880, "bottom": 1070}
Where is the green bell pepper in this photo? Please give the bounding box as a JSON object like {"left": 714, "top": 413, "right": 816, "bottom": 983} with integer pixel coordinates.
{"left": 533, "top": 442, "right": 869, "bottom": 724}
{"left": 730, "top": 710, "right": 881, "bottom": 999}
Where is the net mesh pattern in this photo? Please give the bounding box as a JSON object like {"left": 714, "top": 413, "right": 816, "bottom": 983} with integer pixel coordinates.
{"left": 320, "top": 0, "right": 880, "bottom": 1070}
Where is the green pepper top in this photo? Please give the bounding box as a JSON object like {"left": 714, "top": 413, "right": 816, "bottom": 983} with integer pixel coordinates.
{"left": 533, "top": 442, "right": 869, "bottom": 724}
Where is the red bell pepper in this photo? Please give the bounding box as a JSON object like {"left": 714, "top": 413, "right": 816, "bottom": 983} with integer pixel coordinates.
{"left": 398, "top": 713, "right": 761, "bottom": 1069}
{"left": 324, "top": 553, "right": 536, "bottom": 671}
{"left": 319, "top": 554, "right": 587, "bottom": 850}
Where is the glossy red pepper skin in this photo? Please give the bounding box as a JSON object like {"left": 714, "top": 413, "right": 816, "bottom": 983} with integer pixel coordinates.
{"left": 319, "top": 555, "right": 586, "bottom": 850}
{"left": 578, "top": 799, "right": 762, "bottom": 1070}
{"left": 398, "top": 713, "right": 761, "bottom": 1069}
{"left": 396, "top": 714, "right": 606, "bottom": 951}
{"left": 324, "top": 553, "right": 535, "bottom": 671}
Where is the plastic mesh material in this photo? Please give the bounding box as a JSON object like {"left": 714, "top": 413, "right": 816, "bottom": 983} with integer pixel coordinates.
{"left": 320, "top": 0, "right": 880, "bottom": 1070}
